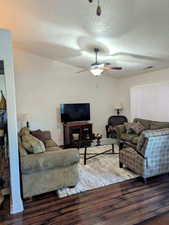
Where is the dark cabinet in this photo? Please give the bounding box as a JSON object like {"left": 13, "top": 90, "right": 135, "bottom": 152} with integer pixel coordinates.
{"left": 63, "top": 122, "right": 93, "bottom": 148}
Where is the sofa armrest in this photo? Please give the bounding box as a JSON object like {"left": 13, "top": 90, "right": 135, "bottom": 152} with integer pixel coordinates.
{"left": 122, "top": 141, "right": 146, "bottom": 160}
{"left": 143, "top": 128, "right": 169, "bottom": 138}
{"left": 121, "top": 141, "right": 137, "bottom": 150}
{"left": 21, "top": 149, "right": 80, "bottom": 174}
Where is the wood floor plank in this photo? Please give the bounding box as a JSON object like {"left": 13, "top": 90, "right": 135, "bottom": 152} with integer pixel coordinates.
{"left": 1, "top": 175, "right": 169, "bottom": 225}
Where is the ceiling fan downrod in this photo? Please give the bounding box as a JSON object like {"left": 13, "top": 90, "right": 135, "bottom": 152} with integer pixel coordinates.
{"left": 88, "top": 0, "right": 102, "bottom": 16}
{"left": 94, "top": 48, "right": 99, "bottom": 64}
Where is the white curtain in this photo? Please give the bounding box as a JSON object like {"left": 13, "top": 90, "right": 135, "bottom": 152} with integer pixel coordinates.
{"left": 130, "top": 83, "right": 169, "bottom": 122}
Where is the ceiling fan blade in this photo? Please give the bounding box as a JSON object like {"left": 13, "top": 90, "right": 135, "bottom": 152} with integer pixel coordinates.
{"left": 103, "top": 66, "right": 122, "bottom": 70}
{"left": 76, "top": 68, "right": 89, "bottom": 73}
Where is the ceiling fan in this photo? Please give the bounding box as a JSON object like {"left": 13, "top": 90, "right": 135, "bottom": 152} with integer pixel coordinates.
{"left": 77, "top": 48, "right": 122, "bottom": 76}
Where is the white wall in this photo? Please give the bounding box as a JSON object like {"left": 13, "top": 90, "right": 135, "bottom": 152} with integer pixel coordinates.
{"left": 130, "top": 83, "right": 169, "bottom": 121}
{"left": 14, "top": 48, "right": 119, "bottom": 145}
{"left": 117, "top": 68, "right": 169, "bottom": 121}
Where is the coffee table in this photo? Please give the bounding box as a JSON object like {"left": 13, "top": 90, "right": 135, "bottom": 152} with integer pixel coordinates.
{"left": 79, "top": 138, "right": 119, "bottom": 165}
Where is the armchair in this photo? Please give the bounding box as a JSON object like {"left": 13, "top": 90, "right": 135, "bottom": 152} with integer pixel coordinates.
{"left": 119, "top": 129, "right": 169, "bottom": 183}
{"left": 106, "top": 115, "right": 128, "bottom": 138}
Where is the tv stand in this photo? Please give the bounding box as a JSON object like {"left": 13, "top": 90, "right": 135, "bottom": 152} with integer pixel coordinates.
{"left": 63, "top": 122, "right": 93, "bottom": 148}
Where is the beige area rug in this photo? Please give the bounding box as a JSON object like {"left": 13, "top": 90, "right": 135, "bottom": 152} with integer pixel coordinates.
{"left": 57, "top": 145, "right": 137, "bottom": 198}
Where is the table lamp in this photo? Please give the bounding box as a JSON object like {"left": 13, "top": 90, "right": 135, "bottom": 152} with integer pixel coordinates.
{"left": 114, "top": 103, "right": 123, "bottom": 115}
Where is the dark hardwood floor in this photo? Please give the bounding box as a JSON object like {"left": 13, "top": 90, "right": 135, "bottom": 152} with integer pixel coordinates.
{"left": 1, "top": 175, "right": 169, "bottom": 225}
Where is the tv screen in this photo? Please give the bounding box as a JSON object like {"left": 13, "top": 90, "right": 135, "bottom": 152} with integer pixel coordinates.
{"left": 61, "top": 103, "right": 90, "bottom": 123}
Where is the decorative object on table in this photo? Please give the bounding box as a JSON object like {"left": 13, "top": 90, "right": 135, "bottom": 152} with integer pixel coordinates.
{"left": 77, "top": 48, "right": 122, "bottom": 76}
{"left": 93, "top": 133, "right": 102, "bottom": 146}
{"left": 72, "top": 133, "right": 80, "bottom": 141}
{"left": 106, "top": 115, "right": 128, "bottom": 138}
{"left": 88, "top": 0, "right": 102, "bottom": 16}
{"left": 114, "top": 103, "right": 123, "bottom": 115}
{"left": 83, "top": 137, "right": 119, "bottom": 165}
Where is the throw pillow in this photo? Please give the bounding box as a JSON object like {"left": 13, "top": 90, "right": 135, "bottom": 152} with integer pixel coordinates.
{"left": 130, "top": 121, "right": 145, "bottom": 135}
{"left": 124, "top": 123, "right": 135, "bottom": 134}
{"left": 31, "top": 130, "right": 51, "bottom": 143}
{"left": 31, "top": 129, "right": 44, "bottom": 142}
{"left": 45, "top": 139, "right": 57, "bottom": 148}
{"left": 42, "top": 131, "right": 51, "bottom": 140}
{"left": 22, "top": 134, "right": 46, "bottom": 154}
{"left": 20, "top": 127, "right": 30, "bottom": 136}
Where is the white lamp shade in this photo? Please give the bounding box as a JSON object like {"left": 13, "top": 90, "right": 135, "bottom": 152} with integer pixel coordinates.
{"left": 18, "top": 113, "right": 31, "bottom": 122}
{"left": 90, "top": 68, "right": 103, "bottom": 76}
{"left": 114, "top": 103, "right": 123, "bottom": 110}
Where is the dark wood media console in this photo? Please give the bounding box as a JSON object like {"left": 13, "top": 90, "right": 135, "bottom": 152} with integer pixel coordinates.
{"left": 63, "top": 122, "right": 93, "bottom": 148}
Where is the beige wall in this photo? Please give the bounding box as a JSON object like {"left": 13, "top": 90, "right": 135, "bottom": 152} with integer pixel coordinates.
{"left": 14, "top": 48, "right": 119, "bottom": 145}
{"left": 117, "top": 68, "right": 169, "bottom": 120}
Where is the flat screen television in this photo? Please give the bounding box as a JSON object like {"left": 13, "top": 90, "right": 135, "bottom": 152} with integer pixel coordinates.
{"left": 60, "top": 103, "right": 90, "bottom": 123}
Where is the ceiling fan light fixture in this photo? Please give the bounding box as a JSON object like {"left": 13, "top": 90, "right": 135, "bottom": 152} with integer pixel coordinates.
{"left": 90, "top": 68, "right": 103, "bottom": 76}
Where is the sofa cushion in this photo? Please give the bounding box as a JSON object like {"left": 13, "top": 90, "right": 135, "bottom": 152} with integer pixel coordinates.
{"left": 124, "top": 123, "right": 135, "bottom": 134}
{"left": 121, "top": 133, "right": 138, "bottom": 142}
{"left": 31, "top": 130, "right": 45, "bottom": 143}
{"left": 150, "top": 121, "right": 169, "bottom": 130}
{"left": 45, "top": 139, "right": 57, "bottom": 148}
{"left": 131, "top": 136, "right": 140, "bottom": 145}
{"left": 21, "top": 149, "right": 80, "bottom": 174}
{"left": 130, "top": 122, "right": 145, "bottom": 135}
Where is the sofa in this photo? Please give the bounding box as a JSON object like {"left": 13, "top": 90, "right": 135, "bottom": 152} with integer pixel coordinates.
{"left": 119, "top": 129, "right": 169, "bottom": 182}
{"left": 113, "top": 118, "right": 169, "bottom": 146}
{"left": 19, "top": 128, "right": 80, "bottom": 198}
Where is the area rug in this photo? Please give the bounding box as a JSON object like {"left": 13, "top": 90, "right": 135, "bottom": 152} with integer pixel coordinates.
{"left": 57, "top": 145, "right": 137, "bottom": 198}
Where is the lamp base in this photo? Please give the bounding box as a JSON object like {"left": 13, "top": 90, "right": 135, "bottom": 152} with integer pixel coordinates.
{"left": 117, "top": 109, "right": 120, "bottom": 115}
{"left": 26, "top": 121, "right": 29, "bottom": 128}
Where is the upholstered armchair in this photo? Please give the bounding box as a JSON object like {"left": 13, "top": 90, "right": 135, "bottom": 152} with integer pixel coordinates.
{"left": 106, "top": 115, "right": 128, "bottom": 138}
{"left": 119, "top": 128, "right": 169, "bottom": 183}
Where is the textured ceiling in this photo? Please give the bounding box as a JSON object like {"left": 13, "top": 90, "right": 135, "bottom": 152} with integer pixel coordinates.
{"left": 1, "top": 0, "right": 169, "bottom": 77}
